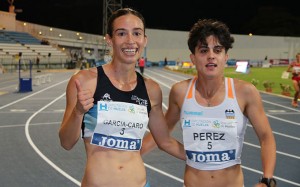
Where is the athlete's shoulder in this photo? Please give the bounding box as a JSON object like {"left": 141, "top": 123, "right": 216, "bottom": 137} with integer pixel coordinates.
{"left": 172, "top": 78, "right": 193, "bottom": 90}
{"left": 233, "top": 78, "right": 259, "bottom": 102}
{"left": 142, "top": 78, "right": 160, "bottom": 93}
{"left": 72, "top": 67, "right": 94, "bottom": 79}
{"left": 169, "top": 78, "right": 192, "bottom": 98}
{"left": 69, "top": 68, "right": 97, "bottom": 88}
{"left": 232, "top": 78, "right": 255, "bottom": 90}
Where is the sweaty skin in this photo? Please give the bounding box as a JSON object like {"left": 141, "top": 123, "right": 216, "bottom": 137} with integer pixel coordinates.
{"left": 59, "top": 9, "right": 185, "bottom": 187}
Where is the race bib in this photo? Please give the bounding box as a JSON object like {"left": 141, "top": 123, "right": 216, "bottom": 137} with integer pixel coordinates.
{"left": 182, "top": 117, "right": 238, "bottom": 163}
{"left": 91, "top": 101, "right": 149, "bottom": 151}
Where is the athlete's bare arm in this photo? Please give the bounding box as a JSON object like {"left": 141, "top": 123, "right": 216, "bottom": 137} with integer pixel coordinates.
{"left": 235, "top": 79, "right": 276, "bottom": 178}
{"left": 59, "top": 70, "right": 96, "bottom": 150}
{"left": 144, "top": 78, "right": 186, "bottom": 160}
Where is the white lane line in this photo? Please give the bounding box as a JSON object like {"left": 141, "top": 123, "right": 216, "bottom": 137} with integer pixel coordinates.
{"left": 243, "top": 142, "right": 300, "bottom": 159}
{"left": 0, "top": 80, "right": 68, "bottom": 110}
{"left": 0, "top": 84, "right": 18, "bottom": 90}
{"left": 0, "top": 122, "right": 61, "bottom": 128}
{"left": 145, "top": 68, "right": 188, "bottom": 79}
{"left": 267, "top": 114, "right": 300, "bottom": 126}
{"left": 273, "top": 131, "right": 300, "bottom": 141}
{"left": 10, "top": 109, "right": 26, "bottom": 112}
{"left": 146, "top": 70, "right": 182, "bottom": 83}
{"left": 246, "top": 124, "right": 300, "bottom": 141}
{"left": 241, "top": 166, "right": 300, "bottom": 186}
{"left": 263, "top": 100, "right": 300, "bottom": 112}
{"left": 25, "top": 92, "right": 81, "bottom": 186}
{"left": 1, "top": 124, "right": 25, "bottom": 128}
{"left": 268, "top": 110, "right": 286, "bottom": 112}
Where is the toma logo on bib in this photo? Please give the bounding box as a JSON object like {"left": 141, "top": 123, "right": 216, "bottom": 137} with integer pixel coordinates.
{"left": 92, "top": 133, "right": 141, "bottom": 150}
{"left": 186, "top": 149, "right": 236, "bottom": 162}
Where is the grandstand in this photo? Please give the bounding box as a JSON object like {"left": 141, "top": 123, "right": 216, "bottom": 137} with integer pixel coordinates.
{"left": 0, "top": 9, "right": 107, "bottom": 71}
{"left": 0, "top": 30, "right": 70, "bottom": 70}
{"left": 0, "top": 30, "right": 41, "bottom": 44}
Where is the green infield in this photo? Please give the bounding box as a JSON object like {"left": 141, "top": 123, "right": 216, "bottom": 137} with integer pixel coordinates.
{"left": 170, "top": 66, "right": 294, "bottom": 96}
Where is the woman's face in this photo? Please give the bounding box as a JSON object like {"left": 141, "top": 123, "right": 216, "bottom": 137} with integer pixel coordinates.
{"left": 106, "top": 14, "right": 147, "bottom": 65}
{"left": 190, "top": 35, "right": 228, "bottom": 79}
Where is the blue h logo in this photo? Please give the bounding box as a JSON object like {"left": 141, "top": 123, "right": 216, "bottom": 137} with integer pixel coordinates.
{"left": 184, "top": 120, "right": 191, "bottom": 127}
{"left": 99, "top": 103, "right": 108, "bottom": 111}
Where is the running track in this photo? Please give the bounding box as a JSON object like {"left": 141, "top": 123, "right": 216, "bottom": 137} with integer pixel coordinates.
{"left": 0, "top": 67, "right": 299, "bottom": 187}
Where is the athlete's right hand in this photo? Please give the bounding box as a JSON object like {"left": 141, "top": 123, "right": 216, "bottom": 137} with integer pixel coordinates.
{"left": 74, "top": 79, "right": 94, "bottom": 114}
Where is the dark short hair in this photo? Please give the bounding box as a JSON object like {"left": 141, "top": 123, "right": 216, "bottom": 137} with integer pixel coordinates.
{"left": 107, "top": 8, "right": 146, "bottom": 37}
{"left": 188, "top": 19, "right": 234, "bottom": 54}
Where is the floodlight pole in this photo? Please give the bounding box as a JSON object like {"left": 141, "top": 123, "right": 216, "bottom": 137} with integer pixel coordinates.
{"left": 102, "top": 0, "right": 122, "bottom": 59}
{"left": 102, "top": 0, "right": 122, "bottom": 35}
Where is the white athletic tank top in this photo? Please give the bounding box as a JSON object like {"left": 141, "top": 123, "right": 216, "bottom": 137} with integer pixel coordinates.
{"left": 180, "top": 77, "right": 248, "bottom": 170}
